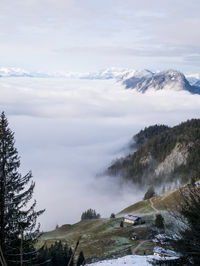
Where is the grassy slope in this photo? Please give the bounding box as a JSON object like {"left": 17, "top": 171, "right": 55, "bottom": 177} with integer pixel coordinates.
{"left": 118, "top": 184, "right": 189, "bottom": 216}
{"left": 39, "top": 186, "right": 187, "bottom": 262}
{"left": 117, "top": 199, "right": 154, "bottom": 216}
{"left": 39, "top": 218, "right": 142, "bottom": 262}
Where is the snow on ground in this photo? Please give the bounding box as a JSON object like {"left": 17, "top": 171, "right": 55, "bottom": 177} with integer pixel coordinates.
{"left": 86, "top": 255, "right": 177, "bottom": 266}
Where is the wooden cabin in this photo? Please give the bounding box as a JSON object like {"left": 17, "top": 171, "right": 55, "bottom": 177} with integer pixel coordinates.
{"left": 124, "top": 215, "right": 142, "bottom": 225}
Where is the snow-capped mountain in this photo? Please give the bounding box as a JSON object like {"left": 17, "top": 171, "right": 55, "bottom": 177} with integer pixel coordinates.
{"left": 0, "top": 67, "right": 200, "bottom": 94}
{"left": 122, "top": 69, "right": 200, "bottom": 94}
{"left": 194, "top": 80, "right": 200, "bottom": 87}
{"left": 185, "top": 73, "right": 200, "bottom": 85}
{"left": 0, "top": 67, "right": 32, "bottom": 77}
{"left": 0, "top": 67, "right": 136, "bottom": 79}
{"left": 0, "top": 67, "right": 54, "bottom": 78}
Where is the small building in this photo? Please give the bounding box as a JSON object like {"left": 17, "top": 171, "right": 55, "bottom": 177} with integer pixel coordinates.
{"left": 130, "top": 232, "right": 137, "bottom": 240}
{"left": 153, "top": 246, "right": 179, "bottom": 258}
{"left": 195, "top": 180, "right": 200, "bottom": 187}
{"left": 124, "top": 215, "right": 142, "bottom": 225}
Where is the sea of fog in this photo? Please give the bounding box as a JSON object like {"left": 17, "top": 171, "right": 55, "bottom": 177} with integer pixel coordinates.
{"left": 0, "top": 77, "right": 200, "bottom": 230}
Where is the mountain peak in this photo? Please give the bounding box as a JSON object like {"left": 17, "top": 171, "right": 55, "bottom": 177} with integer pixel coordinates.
{"left": 122, "top": 69, "right": 200, "bottom": 94}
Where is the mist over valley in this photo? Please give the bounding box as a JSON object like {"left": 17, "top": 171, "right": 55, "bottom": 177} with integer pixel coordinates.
{"left": 0, "top": 76, "right": 199, "bottom": 230}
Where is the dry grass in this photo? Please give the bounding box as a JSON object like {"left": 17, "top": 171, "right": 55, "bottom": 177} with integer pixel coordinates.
{"left": 117, "top": 199, "right": 154, "bottom": 216}
{"left": 38, "top": 185, "right": 193, "bottom": 261}
{"left": 39, "top": 218, "right": 135, "bottom": 261}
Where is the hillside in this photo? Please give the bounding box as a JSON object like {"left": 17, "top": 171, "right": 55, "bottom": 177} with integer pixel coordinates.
{"left": 39, "top": 204, "right": 156, "bottom": 263}
{"left": 107, "top": 119, "right": 200, "bottom": 189}
{"left": 39, "top": 183, "right": 191, "bottom": 263}
{"left": 118, "top": 184, "right": 187, "bottom": 217}
{"left": 39, "top": 218, "right": 146, "bottom": 263}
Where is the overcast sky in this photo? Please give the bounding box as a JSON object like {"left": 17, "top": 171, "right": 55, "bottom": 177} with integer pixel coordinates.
{"left": 0, "top": 0, "right": 200, "bottom": 73}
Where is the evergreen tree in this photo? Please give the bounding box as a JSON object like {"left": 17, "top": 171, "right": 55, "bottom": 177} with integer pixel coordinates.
{"left": 36, "top": 241, "right": 74, "bottom": 266}
{"left": 0, "top": 112, "right": 44, "bottom": 265}
{"left": 110, "top": 213, "right": 115, "bottom": 219}
{"left": 76, "top": 251, "right": 85, "bottom": 266}
{"left": 143, "top": 186, "right": 155, "bottom": 200}
{"left": 81, "top": 209, "right": 100, "bottom": 220}
{"left": 154, "top": 214, "right": 164, "bottom": 230}
{"left": 120, "top": 221, "right": 124, "bottom": 228}
{"left": 190, "top": 176, "right": 196, "bottom": 186}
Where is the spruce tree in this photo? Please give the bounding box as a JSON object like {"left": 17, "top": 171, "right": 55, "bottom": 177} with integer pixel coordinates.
{"left": 120, "top": 221, "right": 124, "bottom": 228}
{"left": 81, "top": 209, "right": 100, "bottom": 220}
{"left": 110, "top": 213, "right": 115, "bottom": 219}
{"left": 143, "top": 186, "right": 155, "bottom": 200}
{"left": 0, "top": 112, "right": 44, "bottom": 265}
{"left": 154, "top": 214, "right": 165, "bottom": 230}
{"left": 76, "top": 251, "right": 85, "bottom": 266}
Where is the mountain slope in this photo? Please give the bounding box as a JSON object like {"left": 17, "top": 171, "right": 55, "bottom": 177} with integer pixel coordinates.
{"left": 39, "top": 218, "right": 138, "bottom": 263}
{"left": 38, "top": 183, "right": 192, "bottom": 263}
{"left": 107, "top": 119, "right": 200, "bottom": 189}
{"left": 123, "top": 70, "right": 200, "bottom": 94}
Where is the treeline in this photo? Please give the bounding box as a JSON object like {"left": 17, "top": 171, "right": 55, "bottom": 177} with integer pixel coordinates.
{"left": 132, "top": 124, "right": 170, "bottom": 148}
{"left": 81, "top": 209, "right": 100, "bottom": 220}
{"left": 37, "top": 241, "right": 85, "bottom": 266}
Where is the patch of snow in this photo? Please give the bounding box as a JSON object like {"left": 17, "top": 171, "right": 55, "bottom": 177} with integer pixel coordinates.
{"left": 86, "top": 255, "right": 178, "bottom": 266}
{"left": 153, "top": 246, "right": 179, "bottom": 257}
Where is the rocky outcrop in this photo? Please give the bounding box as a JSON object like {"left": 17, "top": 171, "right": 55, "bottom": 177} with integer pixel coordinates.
{"left": 155, "top": 142, "right": 193, "bottom": 176}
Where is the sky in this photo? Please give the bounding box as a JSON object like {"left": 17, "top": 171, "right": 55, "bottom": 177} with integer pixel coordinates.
{"left": 0, "top": 77, "right": 200, "bottom": 230}
{"left": 0, "top": 0, "right": 200, "bottom": 73}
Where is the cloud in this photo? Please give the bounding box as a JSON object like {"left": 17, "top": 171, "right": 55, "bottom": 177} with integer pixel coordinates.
{"left": 0, "top": 77, "right": 200, "bottom": 230}
{"left": 0, "top": 0, "right": 199, "bottom": 72}
{"left": 55, "top": 45, "right": 200, "bottom": 60}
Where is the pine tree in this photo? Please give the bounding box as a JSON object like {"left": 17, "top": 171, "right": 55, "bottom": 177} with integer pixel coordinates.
{"left": 143, "top": 186, "right": 155, "bottom": 200}
{"left": 120, "top": 221, "right": 124, "bottom": 228}
{"left": 81, "top": 209, "right": 100, "bottom": 220}
{"left": 110, "top": 213, "right": 115, "bottom": 219}
{"left": 76, "top": 251, "right": 85, "bottom": 266}
{"left": 0, "top": 112, "right": 45, "bottom": 265}
{"left": 154, "top": 214, "right": 165, "bottom": 230}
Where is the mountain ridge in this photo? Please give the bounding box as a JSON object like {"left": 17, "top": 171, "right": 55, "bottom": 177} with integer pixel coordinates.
{"left": 122, "top": 69, "right": 200, "bottom": 94}
{"left": 107, "top": 119, "right": 200, "bottom": 190}
{"left": 0, "top": 67, "right": 200, "bottom": 87}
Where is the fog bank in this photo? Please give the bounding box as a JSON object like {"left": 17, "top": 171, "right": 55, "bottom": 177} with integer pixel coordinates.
{"left": 0, "top": 78, "right": 200, "bottom": 230}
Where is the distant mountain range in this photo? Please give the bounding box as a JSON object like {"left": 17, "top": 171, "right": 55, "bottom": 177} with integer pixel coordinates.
{"left": 0, "top": 67, "right": 132, "bottom": 79}
{"left": 0, "top": 67, "right": 200, "bottom": 94}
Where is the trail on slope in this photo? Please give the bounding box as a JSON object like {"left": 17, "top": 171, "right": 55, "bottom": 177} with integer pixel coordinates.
{"left": 149, "top": 198, "right": 158, "bottom": 212}
{"left": 131, "top": 240, "right": 148, "bottom": 255}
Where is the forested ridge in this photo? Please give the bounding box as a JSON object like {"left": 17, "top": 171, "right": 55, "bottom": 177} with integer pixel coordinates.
{"left": 108, "top": 119, "right": 200, "bottom": 187}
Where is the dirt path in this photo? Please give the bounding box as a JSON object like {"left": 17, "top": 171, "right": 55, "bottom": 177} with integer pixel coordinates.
{"left": 150, "top": 197, "right": 158, "bottom": 212}
{"left": 131, "top": 240, "right": 147, "bottom": 254}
